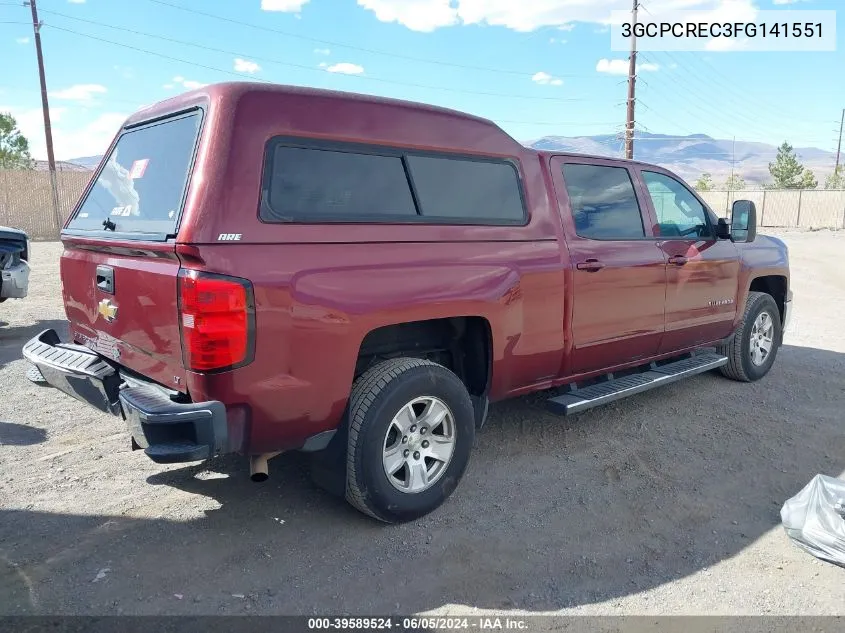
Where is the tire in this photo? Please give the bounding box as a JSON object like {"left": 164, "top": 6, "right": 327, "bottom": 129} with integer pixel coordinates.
{"left": 345, "top": 358, "right": 475, "bottom": 523}
{"left": 717, "top": 291, "right": 782, "bottom": 382}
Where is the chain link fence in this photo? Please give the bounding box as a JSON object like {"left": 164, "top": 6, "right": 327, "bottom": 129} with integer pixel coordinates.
{"left": 699, "top": 189, "right": 845, "bottom": 229}
{"left": 2, "top": 170, "right": 845, "bottom": 240}
{"left": 0, "top": 169, "right": 93, "bottom": 240}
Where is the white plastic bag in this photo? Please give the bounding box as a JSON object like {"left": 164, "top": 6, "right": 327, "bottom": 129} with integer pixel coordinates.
{"left": 781, "top": 474, "right": 845, "bottom": 568}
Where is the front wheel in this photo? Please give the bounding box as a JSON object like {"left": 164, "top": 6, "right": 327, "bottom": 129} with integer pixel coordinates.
{"left": 717, "top": 291, "right": 782, "bottom": 382}
{"left": 345, "top": 358, "right": 475, "bottom": 523}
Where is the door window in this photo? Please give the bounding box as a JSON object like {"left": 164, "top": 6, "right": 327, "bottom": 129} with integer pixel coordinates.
{"left": 642, "top": 171, "right": 711, "bottom": 238}
{"left": 560, "top": 164, "right": 645, "bottom": 239}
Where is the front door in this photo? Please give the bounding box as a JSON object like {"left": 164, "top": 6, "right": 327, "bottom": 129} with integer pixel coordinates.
{"left": 636, "top": 168, "right": 740, "bottom": 352}
{"left": 552, "top": 158, "right": 667, "bottom": 376}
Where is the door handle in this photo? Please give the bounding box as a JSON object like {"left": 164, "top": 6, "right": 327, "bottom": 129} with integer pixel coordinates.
{"left": 576, "top": 259, "right": 605, "bottom": 272}
{"left": 668, "top": 255, "right": 688, "bottom": 266}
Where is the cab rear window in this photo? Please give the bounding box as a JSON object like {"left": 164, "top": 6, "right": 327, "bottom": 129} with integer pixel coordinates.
{"left": 67, "top": 111, "right": 202, "bottom": 237}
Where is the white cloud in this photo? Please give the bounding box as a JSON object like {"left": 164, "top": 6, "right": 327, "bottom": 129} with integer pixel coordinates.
{"left": 170, "top": 76, "right": 207, "bottom": 90}
{"left": 531, "top": 71, "right": 563, "bottom": 86}
{"left": 314, "top": 48, "right": 331, "bottom": 55}
{"left": 261, "top": 0, "right": 309, "bottom": 11}
{"left": 596, "top": 58, "right": 660, "bottom": 74}
{"left": 234, "top": 58, "right": 261, "bottom": 73}
{"left": 357, "top": 0, "right": 459, "bottom": 32}
{"left": 48, "top": 84, "right": 107, "bottom": 103}
{"left": 325, "top": 62, "right": 365, "bottom": 75}
{"left": 358, "top": 0, "right": 757, "bottom": 33}
{"left": 15, "top": 37, "right": 30, "bottom": 44}
{"left": 68, "top": 0, "right": 86, "bottom": 3}
{"left": 3, "top": 106, "right": 126, "bottom": 160}
{"left": 772, "top": 0, "right": 806, "bottom": 4}
{"left": 549, "top": 37, "right": 567, "bottom": 44}
{"left": 596, "top": 59, "right": 629, "bottom": 75}
{"left": 162, "top": 83, "right": 175, "bottom": 89}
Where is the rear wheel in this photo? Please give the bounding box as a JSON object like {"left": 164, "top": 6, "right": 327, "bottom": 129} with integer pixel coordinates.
{"left": 345, "top": 358, "right": 474, "bottom": 523}
{"left": 717, "top": 291, "right": 782, "bottom": 382}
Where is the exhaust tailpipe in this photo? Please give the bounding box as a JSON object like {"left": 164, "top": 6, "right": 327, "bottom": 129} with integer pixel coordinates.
{"left": 249, "top": 452, "right": 281, "bottom": 482}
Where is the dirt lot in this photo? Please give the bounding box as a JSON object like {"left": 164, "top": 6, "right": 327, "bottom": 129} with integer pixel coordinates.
{"left": 1, "top": 231, "right": 844, "bottom": 617}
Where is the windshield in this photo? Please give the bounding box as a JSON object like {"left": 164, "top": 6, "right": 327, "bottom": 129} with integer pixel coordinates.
{"left": 67, "top": 111, "right": 202, "bottom": 237}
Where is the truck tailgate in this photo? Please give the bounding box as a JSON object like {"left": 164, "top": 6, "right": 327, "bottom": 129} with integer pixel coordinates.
{"left": 61, "top": 238, "right": 187, "bottom": 392}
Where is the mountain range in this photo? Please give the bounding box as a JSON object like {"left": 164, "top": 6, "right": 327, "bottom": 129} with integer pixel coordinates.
{"left": 527, "top": 132, "right": 838, "bottom": 187}
{"left": 61, "top": 133, "right": 838, "bottom": 188}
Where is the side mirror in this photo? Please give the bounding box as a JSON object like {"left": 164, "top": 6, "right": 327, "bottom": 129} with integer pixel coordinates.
{"left": 715, "top": 217, "right": 731, "bottom": 239}
{"left": 730, "top": 200, "right": 757, "bottom": 243}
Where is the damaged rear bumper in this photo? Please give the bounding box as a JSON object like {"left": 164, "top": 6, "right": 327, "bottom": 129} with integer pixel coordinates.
{"left": 22, "top": 328, "right": 228, "bottom": 463}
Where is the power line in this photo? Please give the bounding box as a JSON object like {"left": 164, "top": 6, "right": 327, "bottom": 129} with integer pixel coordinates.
{"left": 141, "top": 0, "right": 595, "bottom": 80}
{"left": 638, "top": 52, "right": 773, "bottom": 138}
{"left": 634, "top": 102, "right": 698, "bottom": 136}
{"left": 45, "top": 24, "right": 275, "bottom": 83}
{"left": 43, "top": 22, "right": 595, "bottom": 104}
{"left": 637, "top": 66, "right": 775, "bottom": 139}
{"left": 656, "top": 49, "right": 835, "bottom": 130}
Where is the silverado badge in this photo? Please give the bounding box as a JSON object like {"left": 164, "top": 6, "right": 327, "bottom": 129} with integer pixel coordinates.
{"left": 97, "top": 298, "right": 118, "bottom": 322}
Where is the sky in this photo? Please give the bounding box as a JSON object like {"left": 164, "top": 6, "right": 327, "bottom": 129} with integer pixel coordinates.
{"left": 1, "top": 0, "right": 843, "bottom": 161}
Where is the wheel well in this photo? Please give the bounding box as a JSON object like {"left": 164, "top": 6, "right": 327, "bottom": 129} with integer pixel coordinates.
{"left": 749, "top": 276, "right": 786, "bottom": 322}
{"left": 356, "top": 317, "right": 492, "bottom": 396}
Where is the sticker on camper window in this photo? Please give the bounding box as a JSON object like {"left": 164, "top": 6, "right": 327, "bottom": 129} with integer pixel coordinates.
{"left": 110, "top": 205, "right": 133, "bottom": 216}
{"left": 128, "top": 159, "right": 149, "bottom": 180}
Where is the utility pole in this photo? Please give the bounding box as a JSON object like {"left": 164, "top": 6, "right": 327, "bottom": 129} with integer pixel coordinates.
{"left": 624, "top": 0, "right": 639, "bottom": 160}
{"left": 26, "top": 0, "right": 62, "bottom": 232}
{"left": 835, "top": 108, "right": 844, "bottom": 177}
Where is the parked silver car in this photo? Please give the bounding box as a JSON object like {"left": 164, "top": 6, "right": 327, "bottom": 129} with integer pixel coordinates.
{"left": 0, "top": 226, "right": 30, "bottom": 301}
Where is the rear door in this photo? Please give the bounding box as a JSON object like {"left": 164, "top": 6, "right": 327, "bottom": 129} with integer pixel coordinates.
{"left": 61, "top": 110, "right": 203, "bottom": 392}
{"left": 551, "top": 157, "right": 666, "bottom": 376}
{"left": 636, "top": 168, "right": 740, "bottom": 351}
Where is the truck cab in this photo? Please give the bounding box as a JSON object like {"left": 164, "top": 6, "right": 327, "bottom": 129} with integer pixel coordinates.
{"left": 23, "top": 82, "right": 791, "bottom": 522}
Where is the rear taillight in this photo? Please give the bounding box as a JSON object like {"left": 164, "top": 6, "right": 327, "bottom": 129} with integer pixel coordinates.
{"left": 178, "top": 271, "right": 255, "bottom": 372}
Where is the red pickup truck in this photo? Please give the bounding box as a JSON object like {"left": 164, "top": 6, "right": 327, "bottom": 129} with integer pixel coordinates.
{"left": 24, "top": 83, "right": 791, "bottom": 523}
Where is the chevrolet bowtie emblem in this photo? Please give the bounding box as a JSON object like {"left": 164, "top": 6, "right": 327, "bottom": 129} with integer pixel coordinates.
{"left": 97, "top": 298, "right": 118, "bottom": 322}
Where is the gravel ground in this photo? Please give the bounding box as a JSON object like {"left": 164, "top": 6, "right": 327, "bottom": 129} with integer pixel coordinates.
{"left": 1, "top": 231, "right": 844, "bottom": 617}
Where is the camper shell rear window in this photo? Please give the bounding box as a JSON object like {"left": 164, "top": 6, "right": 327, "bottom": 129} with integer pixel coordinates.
{"left": 66, "top": 110, "right": 202, "bottom": 238}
